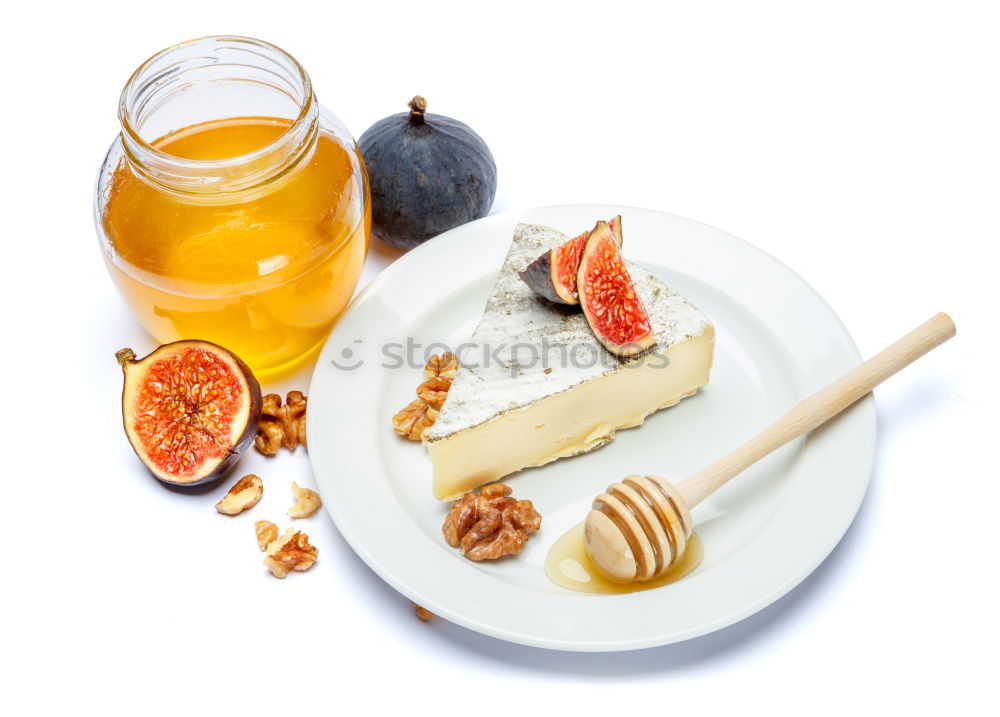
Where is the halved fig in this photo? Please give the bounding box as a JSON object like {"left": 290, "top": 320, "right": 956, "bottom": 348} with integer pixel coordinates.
{"left": 578, "top": 220, "right": 657, "bottom": 357}
{"left": 116, "top": 340, "right": 262, "bottom": 486}
{"left": 519, "top": 215, "right": 622, "bottom": 304}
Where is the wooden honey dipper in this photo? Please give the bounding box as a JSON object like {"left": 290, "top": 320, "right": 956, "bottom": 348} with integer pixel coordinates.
{"left": 585, "top": 312, "right": 956, "bottom": 583}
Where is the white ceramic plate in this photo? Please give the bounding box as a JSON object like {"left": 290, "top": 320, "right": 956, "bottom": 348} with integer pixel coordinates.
{"left": 308, "top": 205, "right": 876, "bottom": 651}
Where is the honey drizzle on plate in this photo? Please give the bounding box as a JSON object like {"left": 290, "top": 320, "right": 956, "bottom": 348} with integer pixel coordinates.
{"left": 545, "top": 523, "right": 703, "bottom": 594}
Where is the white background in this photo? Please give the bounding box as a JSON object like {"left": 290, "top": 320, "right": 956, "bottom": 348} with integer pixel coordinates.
{"left": 2, "top": 1, "right": 995, "bottom": 714}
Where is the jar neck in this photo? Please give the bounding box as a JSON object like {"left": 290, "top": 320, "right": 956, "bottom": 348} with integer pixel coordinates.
{"left": 118, "top": 36, "right": 318, "bottom": 198}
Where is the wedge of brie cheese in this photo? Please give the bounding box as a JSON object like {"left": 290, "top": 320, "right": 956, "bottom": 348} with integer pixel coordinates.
{"left": 425, "top": 222, "right": 714, "bottom": 500}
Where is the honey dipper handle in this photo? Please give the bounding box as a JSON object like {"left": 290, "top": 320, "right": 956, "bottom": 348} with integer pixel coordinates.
{"left": 677, "top": 312, "right": 956, "bottom": 508}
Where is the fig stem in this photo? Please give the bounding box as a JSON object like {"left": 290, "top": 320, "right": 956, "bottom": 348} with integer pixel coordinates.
{"left": 115, "top": 348, "right": 136, "bottom": 366}
{"left": 408, "top": 95, "right": 427, "bottom": 125}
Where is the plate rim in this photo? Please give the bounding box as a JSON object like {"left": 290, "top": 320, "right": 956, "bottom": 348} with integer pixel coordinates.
{"left": 307, "top": 204, "right": 876, "bottom": 651}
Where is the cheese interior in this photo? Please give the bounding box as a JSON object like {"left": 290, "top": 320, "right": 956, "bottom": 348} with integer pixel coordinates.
{"left": 429, "top": 327, "right": 714, "bottom": 500}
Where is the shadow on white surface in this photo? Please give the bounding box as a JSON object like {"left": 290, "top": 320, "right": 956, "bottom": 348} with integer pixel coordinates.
{"left": 366, "top": 235, "right": 406, "bottom": 269}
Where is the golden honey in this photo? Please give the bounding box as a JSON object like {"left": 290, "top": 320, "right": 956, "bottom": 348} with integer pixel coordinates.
{"left": 96, "top": 37, "right": 370, "bottom": 378}
{"left": 102, "top": 117, "right": 368, "bottom": 377}
{"left": 545, "top": 523, "right": 703, "bottom": 594}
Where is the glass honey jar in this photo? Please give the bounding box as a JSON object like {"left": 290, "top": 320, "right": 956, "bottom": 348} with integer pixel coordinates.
{"left": 95, "top": 36, "right": 371, "bottom": 378}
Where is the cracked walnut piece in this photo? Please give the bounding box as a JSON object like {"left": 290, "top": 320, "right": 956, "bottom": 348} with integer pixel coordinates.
{"left": 416, "top": 376, "right": 451, "bottom": 410}
{"left": 424, "top": 352, "right": 458, "bottom": 381}
{"left": 442, "top": 484, "right": 542, "bottom": 561}
{"left": 263, "top": 528, "right": 318, "bottom": 578}
{"left": 392, "top": 352, "right": 458, "bottom": 440}
{"left": 418, "top": 352, "right": 458, "bottom": 409}
{"left": 215, "top": 474, "right": 263, "bottom": 516}
{"left": 255, "top": 521, "right": 278, "bottom": 551}
{"left": 288, "top": 481, "right": 322, "bottom": 519}
{"left": 255, "top": 391, "right": 307, "bottom": 456}
{"left": 392, "top": 399, "right": 439, "bottom": 441}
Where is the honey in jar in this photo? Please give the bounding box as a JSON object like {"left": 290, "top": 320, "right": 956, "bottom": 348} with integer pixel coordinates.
{"left": 95, "top": 37, "right": 370, "bottom": 377}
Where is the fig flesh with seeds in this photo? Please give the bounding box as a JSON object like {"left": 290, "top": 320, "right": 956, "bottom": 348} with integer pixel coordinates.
{"left": 519, "top": 215, "right": 622, "bottom": 305}
{"left": 116, "top": 340, "right": 262, "bottom": 486}
{"left": 577, "top": 220, "right": 657, "bottom": 357}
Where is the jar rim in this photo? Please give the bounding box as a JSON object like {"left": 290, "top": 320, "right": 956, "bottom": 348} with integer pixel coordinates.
{"left": 118, "top": 35, "right": 315, "bottom": 172}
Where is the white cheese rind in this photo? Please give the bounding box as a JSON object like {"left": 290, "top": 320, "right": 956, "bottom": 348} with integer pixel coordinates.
{"left": 428, "top": 328, "right": 715, "bottom": 500}
{"left": 425, "top": 222, "right": 713, "bottom": 442}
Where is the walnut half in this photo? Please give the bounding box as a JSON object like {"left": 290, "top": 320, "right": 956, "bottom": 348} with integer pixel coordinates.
{"left": 424, "top": 352, "right": 458, "bottom": 381}
{"left": 392, "top": 399, "right": 439, "bottom": 441}
{"left": 215, "top": 474, "right": 263, "bottom": 516}
{"left": 288, "top": 481, "right": 321, "bottom": 519}
{"left": 416, "top": 377, "right": 451, "bottom": 410}
{"left": 417, "top": 352, "right": 458, "bottom": 410}
{"left": 263, "top": 528, "right": 318, "bottom": 578}
{"left": 255, "top": 521, "right": 278, "bottom": 551}
{"left": 442, "top": 484, "right": 542, "bottom": 561}
{"left": 255, "top": 391, "right": 307, "bottom": 456}
{"left": 392, "top": 351, "right": 459, "bottom": 441}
